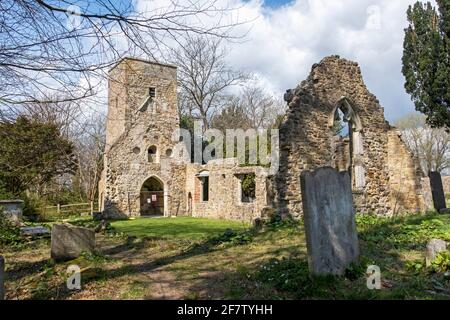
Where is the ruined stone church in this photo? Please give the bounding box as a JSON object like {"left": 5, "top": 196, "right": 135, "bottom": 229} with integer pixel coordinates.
{"left": 98, "top": 55, "right": 427, "bottom": 221}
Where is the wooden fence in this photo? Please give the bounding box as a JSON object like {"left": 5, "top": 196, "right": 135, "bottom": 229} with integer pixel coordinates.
{"left": 39, "top": 201, "right": 99, "bottom": 220}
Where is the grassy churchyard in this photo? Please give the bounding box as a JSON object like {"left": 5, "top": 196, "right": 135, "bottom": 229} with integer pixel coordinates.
{"left": 1, "top": 213, "right": 449, "bottom": 300}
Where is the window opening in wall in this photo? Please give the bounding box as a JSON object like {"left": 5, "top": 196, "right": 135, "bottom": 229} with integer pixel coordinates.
{"left": 197, "top": 171, "right": 210, "bottom": 202}
{"left": 148, "top": 145, "right": 157, "bottom": 163}
{"left": 201, "top": 177, "right": 209, "bottom": 202}
{"left": 239, "top": 173, "right": 256, "bottom": 203}
{"left": 330, "top": 98, "right": 365, "bottom": 190}
{"left": 149, "top": 87, "right": 156, "bottom": 98}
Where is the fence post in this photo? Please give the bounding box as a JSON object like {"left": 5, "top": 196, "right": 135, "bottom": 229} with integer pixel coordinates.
{"left": 90, "top": 201, "right": 94, "bottom": 215}
{"left": 57, "top": 204, "right": 61, "bottom": 215}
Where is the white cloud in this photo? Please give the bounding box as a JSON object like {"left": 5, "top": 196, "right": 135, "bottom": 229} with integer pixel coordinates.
{"left": 130, "top": 0, "right": 431, "bottom": 122}
{"left": 222, "top": 0, "right": 426, "bottom": 122}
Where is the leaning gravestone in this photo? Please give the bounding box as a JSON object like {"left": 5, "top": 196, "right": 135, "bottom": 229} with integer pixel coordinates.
{"left": 300, "top": 167, "right": 359, "bottom": 275}
{"left": 0, "top": 256, "right": 5, "bottom": 300}
{"left": 51, "top": 224, "right": 95, "bottom": 262}
{"left": 429, "top": 171, "right": 447, "bottom": 213}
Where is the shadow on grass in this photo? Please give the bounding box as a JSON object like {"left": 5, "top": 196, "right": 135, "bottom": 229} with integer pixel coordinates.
{"left": 29, "top": 227, "right": 256, "bottom": 300}
{"left": 29, "top": 213, "right": 450, "bottom": 300}
{"left": 6, "top": 258, "right": 53, "bottom": 282}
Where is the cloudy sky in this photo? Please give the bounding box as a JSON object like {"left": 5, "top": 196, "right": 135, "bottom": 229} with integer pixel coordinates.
{"left": 209, "top": 0, "right": 432, "bottom": 123}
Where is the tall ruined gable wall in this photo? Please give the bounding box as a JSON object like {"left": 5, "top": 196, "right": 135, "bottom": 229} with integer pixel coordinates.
{"left": 275, "top": 55, "right": 423, "bottom": 217}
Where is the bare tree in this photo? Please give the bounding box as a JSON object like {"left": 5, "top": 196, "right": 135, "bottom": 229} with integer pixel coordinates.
{"left": 21, "top": 100, "right": 83, "bottom": 139}
{"left": 239, "top": 85, "right": 285, "bottom": 129}
{"left": 73, "top": 114, "right": 106, "bottom": 202}
{"left": 211, "top": 95, "right": 252, "bottom": 131}
{"left": 171, "top": 35, "right": 249, "bottom": 130}
{"left": 0, "top": 0, "right": 248, "bottom": 116}
{"left": 396, "top": 113, "right": 450, "bottom": 175}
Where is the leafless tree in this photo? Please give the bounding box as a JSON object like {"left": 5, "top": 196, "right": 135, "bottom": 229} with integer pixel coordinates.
{"left": 21, "top": 100, "right": 83, "bottom": 139}
{"left": 171, "top": 35, "right": 249, "bottom": 130}
{"left": 396, "top": 113, "right": 450, "bottom": 175}
{"left": 211, "top": 95, "right": 252, "bottom": 131}
{"left": 239, "top": 85, "right": 286, "bottom": 129}
{"left": 0, "top": 0, "right": 249, "bottom": 118}
{"left": 73, "top": 113, "right": 106, "bottom": 202}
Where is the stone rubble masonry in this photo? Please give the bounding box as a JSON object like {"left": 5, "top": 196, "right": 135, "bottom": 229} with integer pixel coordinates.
{"left": 274, "top": 55, "right": 426, "bottom": 218}
{"left": 387, "top": 130, "right": 426, "bottom": 215}
{"left": 99, "top": 56, "right": 426, "bottom": 221}
{"left": 301, "top": 167, "right": 359, "bottom": 275}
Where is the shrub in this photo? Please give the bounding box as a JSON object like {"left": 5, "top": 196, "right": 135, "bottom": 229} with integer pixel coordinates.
{"left": 430, "top": 252, "right": 450, "bottom": 273}
{"left": 0, "top": 209, "right": 22, "bottom": 246}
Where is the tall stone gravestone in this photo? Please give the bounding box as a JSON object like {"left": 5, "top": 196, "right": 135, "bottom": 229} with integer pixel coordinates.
{"left": 0, "top": 256, "right": 5, "bottom": 300}
{"left": 429, "top": 171, "right": 446, "bottom": 213}
{"left": 300, "top": 167, "right": 359, "bottom": 275}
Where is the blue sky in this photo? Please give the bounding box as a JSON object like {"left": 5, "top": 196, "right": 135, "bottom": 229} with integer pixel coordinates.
{"left": 262, "top": 0, "right": 294, "bottom": 7}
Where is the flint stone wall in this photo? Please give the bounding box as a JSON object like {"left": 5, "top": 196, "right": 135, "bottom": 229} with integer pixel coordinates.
{"left": 275, "top": 56, "right": 425, "bottom": 217}
{"left": 99, "top": 58, "right": 187, "bottom": 218}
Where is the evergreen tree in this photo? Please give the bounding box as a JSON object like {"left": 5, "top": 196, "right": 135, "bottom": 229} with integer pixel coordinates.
{"left": 402, "top": 1, "right": 450, "bottom": 129}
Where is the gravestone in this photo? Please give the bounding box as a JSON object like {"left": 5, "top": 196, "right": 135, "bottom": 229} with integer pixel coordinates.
{"left": 51, "top": 224, "right": 95, "bottom": 261}
{"left": 429, "top": 172, "right": 446, "bottom": 212}
{"left": 300, "top": 167, "right": 359, "bottom": 275}
{"left": 0, "top": 256, "right": 4, "bottom": 300}
{"left": 0, "top": 200, "right": 24, "bottom": 225}
{"left": 426, "top": 239, "right": 447, "bottom": 267}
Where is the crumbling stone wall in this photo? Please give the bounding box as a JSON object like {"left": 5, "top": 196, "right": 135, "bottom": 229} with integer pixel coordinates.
{"left": 275, "top": 56, "right": 425, "bottom": 217}
{"left": 387, "top": 130, "right": 426, "bottom": 214}
{"left": 99, "top": 56, "right": 426, "bottom": 221}
{"left": 185, "top": 159, "right": 270, "bottom": 222}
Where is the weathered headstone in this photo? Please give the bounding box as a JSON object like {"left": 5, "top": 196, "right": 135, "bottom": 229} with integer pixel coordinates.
{"left": 300, "top": 167, "right": 359, "bottom": 275}
{"left": 429, "top": 172, "right": 447, "bottom": 213}
{"left": 51, "top": 224, "right": 95, "bottom": 261}
{"left": 0, "top": 200, "right": 24, "bottom": 226}
{"left": 426, "top": 239, "right": 447, "bottom": 267}
{"left": 0, "top": 256, "right": 5, "bottom": 300}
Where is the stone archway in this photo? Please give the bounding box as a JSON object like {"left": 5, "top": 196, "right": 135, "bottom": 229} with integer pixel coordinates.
{"left": 140, "top": 176, "right": 165, "bottom": 216}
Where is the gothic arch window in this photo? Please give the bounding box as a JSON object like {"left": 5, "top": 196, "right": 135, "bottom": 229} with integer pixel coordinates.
{"left": 329, "top": 97, "right": 365, "bottom": 189}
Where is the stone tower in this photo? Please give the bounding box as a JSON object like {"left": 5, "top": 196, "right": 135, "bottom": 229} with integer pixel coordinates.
{"left": 99, "top": 58, "right": 187, "bottom": 218}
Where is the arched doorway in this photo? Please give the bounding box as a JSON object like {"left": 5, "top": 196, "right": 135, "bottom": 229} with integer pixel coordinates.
{"left": 140, "top": 176, "right": 164, "bottom": 216}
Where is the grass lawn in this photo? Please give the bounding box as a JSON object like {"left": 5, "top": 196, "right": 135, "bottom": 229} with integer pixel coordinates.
{"left": 110, "top": 217, "right": 249, "bottom": 240}
{"left": 1, "top": 213, "right": 449, "bottom": 300}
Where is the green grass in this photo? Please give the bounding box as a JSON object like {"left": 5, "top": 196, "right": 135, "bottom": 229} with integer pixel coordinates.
{"left": 110, "top": 217, "right": 249, "bottom": 240}
{"left": 4, "top": 213, "right": 450, "bottom": 300}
